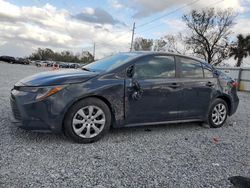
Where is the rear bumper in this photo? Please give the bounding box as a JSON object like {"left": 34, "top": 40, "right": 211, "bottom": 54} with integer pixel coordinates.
{"left": 229, "top": 97, "right": 239, "bottom": 116}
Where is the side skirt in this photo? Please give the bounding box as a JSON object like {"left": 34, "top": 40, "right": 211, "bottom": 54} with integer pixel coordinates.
{"left": 123, "top": 119, "right": 203, "bottom": 128}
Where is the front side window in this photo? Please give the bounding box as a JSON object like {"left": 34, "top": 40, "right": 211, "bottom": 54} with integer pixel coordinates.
{"left": 180, "top": 58, "right": 203, "bottom": 78}
{"left": 134, "top": 56, "right": 175, "bottom": 79}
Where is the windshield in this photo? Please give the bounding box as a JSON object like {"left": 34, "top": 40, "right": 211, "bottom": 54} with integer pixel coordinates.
{"left": 83, "top": 53, "right": 137, "bottom": 72}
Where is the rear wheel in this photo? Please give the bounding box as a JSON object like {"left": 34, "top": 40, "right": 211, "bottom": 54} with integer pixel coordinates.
{"left": 208, "top": 98, "right": 228, "bottom": 128}
{"left": 64, "top": 98, "right": 111, "bottom": 143}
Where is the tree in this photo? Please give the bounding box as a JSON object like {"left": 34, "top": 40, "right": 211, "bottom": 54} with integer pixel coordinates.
{"left": 183, "top": 8, "right": 236, "bottom": 65}
{"left": 163, "top": 33, "right": 191, "bottom": 55}
{"left": 133, "top": 37, "right": 153, "bottom": 51}
{"left": 29, "top": 48, "right": 94, "bottom": 64}
{"left": 229, "top": 34, "right": 250, "bottom": 67}
{"left": 153, "top": 33, "right": 191, "bottom": 54}
{"left": 80, "top": 51, "right": 94, "bottom": 64}
{"left": 153, "top": 38, "right": 167, "bottom": 52}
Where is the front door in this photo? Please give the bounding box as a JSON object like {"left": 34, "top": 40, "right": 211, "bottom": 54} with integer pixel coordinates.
{"left": 125, "top": 55, "right": 181, "bottom": 124}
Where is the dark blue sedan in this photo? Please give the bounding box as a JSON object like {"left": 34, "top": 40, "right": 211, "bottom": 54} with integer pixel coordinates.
{"left": 10, "top": 52, "right": 239, "bottom": 143}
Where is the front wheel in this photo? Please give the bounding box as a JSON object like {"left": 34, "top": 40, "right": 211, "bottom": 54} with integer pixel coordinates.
{"left": 208, "top": 99, "right": 228, "bottom": 128}
{"left": 64, "top": 98, "right": 111, "bottom": 143}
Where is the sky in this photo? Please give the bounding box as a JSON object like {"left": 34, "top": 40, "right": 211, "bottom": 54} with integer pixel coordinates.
{"left": 0, "top": 0, "right": 250, "bottom": 63}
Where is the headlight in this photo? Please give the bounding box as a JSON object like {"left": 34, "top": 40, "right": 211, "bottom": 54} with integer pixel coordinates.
{"left": 18, "top": 85, "right": 66, "bottom": 100}
{"left": 35, "top": 86, "right": 65, "bottom": 100}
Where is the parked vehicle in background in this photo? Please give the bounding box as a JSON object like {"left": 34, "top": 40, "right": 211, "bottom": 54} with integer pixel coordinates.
{"left": 0, "top": 56, "right": 30, "bottom": 65}
{"left": 10, "top": 52, "right": 239, "bottom": 143}
{"left": 33, "top": 61, "right": 82, "bottom": 69}
{"left": 36, "top": 61, "right": 47, "bottom": 67}
{"left": 59, "top": 62, "right": 70, "bottom": 68}
{"left": 69, "top": 63, "right": 81, "bottom": 69}
{"left": 15, "top": 58, "right": 30, "bottom": 65}
{"left": 52, "top": 62, "right": 60, "bottom": 68}
{"left": 0, "top": 56, "right": 16, "bottom": 63}
{"left": 46, "top": 61, "right": 54, "bottom": 67}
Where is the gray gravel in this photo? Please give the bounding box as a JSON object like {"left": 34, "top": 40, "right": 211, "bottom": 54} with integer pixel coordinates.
{"left": 0, "top": 62, "right": 249, "bottom": 188}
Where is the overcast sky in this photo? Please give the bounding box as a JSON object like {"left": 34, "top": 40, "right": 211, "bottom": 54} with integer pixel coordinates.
{"left": 0, "top": 0, "right": 250, "bottom": 63}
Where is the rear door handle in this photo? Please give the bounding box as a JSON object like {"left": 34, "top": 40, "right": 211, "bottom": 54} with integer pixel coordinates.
{"left": 206, "top": 82, "right": 214, "bottom": 87}
{"left": 169, "top": 83, "right": 181, "bottom": 88}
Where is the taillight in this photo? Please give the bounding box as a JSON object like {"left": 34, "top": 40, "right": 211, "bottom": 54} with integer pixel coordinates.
{"left": 232, "top": 81, "right": 238, "bottom": 88}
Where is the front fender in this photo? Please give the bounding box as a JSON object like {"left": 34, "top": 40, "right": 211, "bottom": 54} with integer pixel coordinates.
{"left": 61, "top": 78, "right": 125, "bottom": 130}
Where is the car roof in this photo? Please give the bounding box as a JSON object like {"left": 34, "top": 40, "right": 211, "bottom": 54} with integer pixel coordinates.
{"left": 120, "top": 51, "right": 207, "bottom": 64}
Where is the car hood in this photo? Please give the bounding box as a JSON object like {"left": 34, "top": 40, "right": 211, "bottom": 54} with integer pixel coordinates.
{"left": 17, "top": 69, "right": 98, "bottom": 86}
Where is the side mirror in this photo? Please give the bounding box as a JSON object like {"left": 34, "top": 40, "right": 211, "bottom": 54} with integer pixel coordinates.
{"left": 126, "top": 65, "right": 134, "bottom": 78}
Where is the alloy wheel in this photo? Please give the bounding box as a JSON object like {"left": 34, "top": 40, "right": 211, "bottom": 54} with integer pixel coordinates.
{"left": 211, "top": 103, "right": 227, "bottom": 126}
{"left": 72, "top": 105, "right": 106, "bottom": 138}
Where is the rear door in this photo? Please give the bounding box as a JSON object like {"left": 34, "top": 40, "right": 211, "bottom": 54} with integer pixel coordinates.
{"left": 125, "top": 55, "right": 181, "bottom": 124}
{"left": 176, "top": 57, "right": 216, "bottom": 120}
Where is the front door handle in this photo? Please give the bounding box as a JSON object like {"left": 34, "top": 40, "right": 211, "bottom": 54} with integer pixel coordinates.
{"left": 206, "top": 82, "right": 214, "bottom": 87}
{"left": 169, "top": 83, "right": 181, "bottom": 88}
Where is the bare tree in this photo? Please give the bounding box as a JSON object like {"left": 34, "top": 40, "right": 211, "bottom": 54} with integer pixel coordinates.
{"left": 183, "top": 8, "right": 236, "bottom": 65}
{"left": 153, "top": 33, "right": 191, "bottom": 54}
{"left": 134, "top": 37, "right": 153, "bottom": 51}
{"left": 153, "top": 38, "right": 167, "bottom": 52}
{"left": 163, "top": 33, "right": 191, "bottom": 55}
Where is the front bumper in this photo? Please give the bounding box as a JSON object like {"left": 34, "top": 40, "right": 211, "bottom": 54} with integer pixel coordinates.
{"left": 10, "top": 116, "right": 52, "bottom": 133}
{"left": 10, "top": 88, "right": 74, "bottom": 133}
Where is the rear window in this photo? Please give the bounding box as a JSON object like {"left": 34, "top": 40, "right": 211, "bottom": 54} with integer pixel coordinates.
{"left": 179, "top": 58, "right": 203, "bottom": 78}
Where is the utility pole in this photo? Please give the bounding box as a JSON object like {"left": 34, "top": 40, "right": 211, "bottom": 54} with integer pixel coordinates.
{"left": 93, "top": 42, "right": 95, "bottom": 60}
{"left": 130, "top": 22, "right": 135, "bottom": 52}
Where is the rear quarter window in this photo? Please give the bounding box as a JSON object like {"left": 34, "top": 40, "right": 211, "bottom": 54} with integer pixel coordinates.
{"left": 202, "top": 64, "right": 214, "bottom": 78}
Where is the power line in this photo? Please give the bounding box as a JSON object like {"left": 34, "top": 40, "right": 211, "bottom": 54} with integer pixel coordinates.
{"left": 136, "top": 0, "right": 201, "bottom": 29}
{"left": 94, "top": 0, "right": 201, "bottom": 50}
{"left": 82, "top": 0, "right": 225, "bottom": 55}
{"left": 94, "top": 0, "right": 222, "bottom": 54}
{"left": 94, "top": 0, "right": 206, "bottom": 50}
{"left": 136, "top": 0, "right": 225, "bottom": 35}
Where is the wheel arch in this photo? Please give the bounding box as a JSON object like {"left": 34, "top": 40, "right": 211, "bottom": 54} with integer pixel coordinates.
{"left": 62, "top": 95, "right": 116, "bottom": 132}
{"left": 216, "top": 95, "right": 232, "bottom": 115}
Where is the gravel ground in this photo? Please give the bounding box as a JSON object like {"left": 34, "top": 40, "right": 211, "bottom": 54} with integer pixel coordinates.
{"left": 0, "top": 62, "right": 249, "bottom": 188}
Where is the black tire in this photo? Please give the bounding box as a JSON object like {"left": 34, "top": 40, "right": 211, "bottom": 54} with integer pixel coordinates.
{"left": 64, "top": 98, "right": 111, "bottom": 143}
{"left": 208, "top": 98, "right": 228, "bottom": 128}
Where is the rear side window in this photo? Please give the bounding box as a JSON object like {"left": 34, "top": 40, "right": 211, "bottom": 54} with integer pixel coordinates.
{"left": 179, "top": 58, "right": 203, "bottom": 78}
{"left": 202, "top": 64, "right": 214, "bottom": 78}
{"left": 134, "top": 56, "right": 175, "bottom": 79}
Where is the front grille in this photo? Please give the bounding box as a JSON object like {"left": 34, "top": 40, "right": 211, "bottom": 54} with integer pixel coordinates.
{"left": 10, "top": 98, "right": 22, "bottom": 120}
